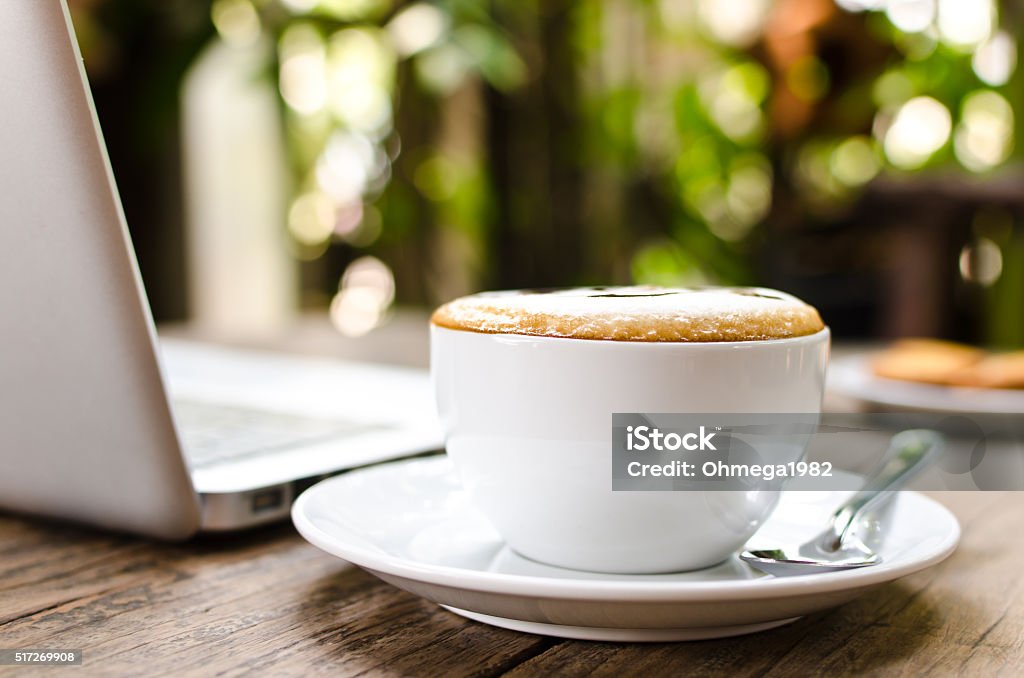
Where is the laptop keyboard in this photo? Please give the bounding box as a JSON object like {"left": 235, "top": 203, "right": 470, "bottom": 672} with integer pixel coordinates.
{"left": 172, "top": 399, "right": 380, "bottom": 468}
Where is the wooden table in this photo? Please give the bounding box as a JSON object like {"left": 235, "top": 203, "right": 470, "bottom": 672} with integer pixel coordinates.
{"left": 3, "top": 318, "right": 1022, "bottom": 675}
{"left": 2, "top": 491, "right": 1021, "bottom": 676}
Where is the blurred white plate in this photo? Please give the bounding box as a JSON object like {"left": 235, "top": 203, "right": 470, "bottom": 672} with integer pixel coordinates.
{"left": 293, "top": 455, "right": 960, "bottom": 642}
{"left": 829, "top": 354, "right": 1024, "bottom": 415}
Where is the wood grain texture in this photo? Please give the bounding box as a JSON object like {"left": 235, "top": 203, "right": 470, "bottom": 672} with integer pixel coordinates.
{"left": 1, "top": 491, "right": 1021, "bottom": 676}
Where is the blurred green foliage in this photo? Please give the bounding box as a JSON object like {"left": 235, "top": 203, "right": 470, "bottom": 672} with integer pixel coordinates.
{"left": 231, "top": 0, "right": 1018, "bottom": 300}
{"left": 73, "top": 0, "right": 1024, "bottom": 341}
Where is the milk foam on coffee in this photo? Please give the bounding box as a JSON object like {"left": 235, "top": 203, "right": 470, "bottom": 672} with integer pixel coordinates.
{"left": 431, "top": 286, "right": 824, "bottom": 342}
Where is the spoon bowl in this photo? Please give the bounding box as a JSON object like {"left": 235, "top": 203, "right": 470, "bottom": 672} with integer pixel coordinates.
{"left": 741, "top": 429, "right": 943, "bottom": 577}
{"left": 742, "top": 537, "right": 879, "bottom": 577}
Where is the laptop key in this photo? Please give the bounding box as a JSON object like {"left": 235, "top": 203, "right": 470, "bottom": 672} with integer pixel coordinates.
{"left": 172, "top": 400, "right": 381, "bottom": 467}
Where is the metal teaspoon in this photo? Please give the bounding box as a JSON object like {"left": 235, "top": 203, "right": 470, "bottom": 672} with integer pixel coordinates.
{"left": 740, "top": 429, "right": 944, "bottom": 577}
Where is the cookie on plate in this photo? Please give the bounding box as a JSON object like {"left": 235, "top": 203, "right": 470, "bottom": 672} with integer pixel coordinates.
{"left": 870, "top": 339, "right": 986, "bottom": 385}
{"left": 947, "top": 351, "right": 1024, "bottom": 390}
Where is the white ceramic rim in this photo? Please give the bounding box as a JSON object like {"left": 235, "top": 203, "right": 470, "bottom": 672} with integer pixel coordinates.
{"left": 291, "top": 459, "right": 960, "bottom": 603}
{"left": 431, "top": 325, "right": 831, "bottom": 349}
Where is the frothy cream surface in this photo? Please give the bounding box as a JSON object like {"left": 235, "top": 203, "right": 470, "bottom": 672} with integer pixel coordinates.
{"left": 431, "top": 286, "right": 825, "bottom": 342}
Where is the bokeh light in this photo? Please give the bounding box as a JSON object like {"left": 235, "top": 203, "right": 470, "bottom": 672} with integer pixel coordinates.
{"left": 722, "top": 156, "right": 772, "bottom": 239}
{"left": 287, "top": 191, "right": 335, "bottom": 246}
{"left": 211, "top": 0, "right": 261, "bottom": 47}
{"left": 699, "top": 62, "right": 768, "bottom": 142}
{"left": 329, "top": 256, "right": 395, "bottom": 336}
{"left": 973, "top": 31, "right": 1016, "bottom": 86}
{"left": 313, "top": 0, "right": 390, "bottom": 22}
{"left": 954, "top": 90, "right": 1014, "bottom": 172}
{"left": 796, "top": 141, "right": 842, "bottom": 198}
{"left": 387, "top": 3, "right": 447, "bottom": 57}
{"left": 835, "top": 0, "right": 886, "bottom": 11}
{"left": 332, "top": 201, "right": 365, "bottom": 239}
{"left": 885, "top": 0, "right": 934, "bottom": 34}
{"left": 315, "top": 132, "right": 385, "bottom": 204}
{"left": 345, "top": 204, "right": 382, "bottom": 247}
{"left": 936, "top": 0, "right": 993, "bottom": 49}
{"left": 872, "top": 69, "right": 914, "bottom": 108}
{"left": 414, "top": 43, "right": 472, "bottom": 95}
{"left": 280, "top": 0, "right": 317, "bottom": 13}
{"left": 326, "top": 28, "right": 395, "bottom": 135}
{"left": 279, "top": 24, "right": 327, "bottom": 115}
{"left": 831, "top": 136, "right": 881, "bottom": 186}
{"left": 959, "top": 238, "right": 1003, "bottom": 286}
{"left": 882, "top": 96, "right": 951, "bottom": 169}
{"left": 697, "top": 0, "right": 770, "bottom": 47}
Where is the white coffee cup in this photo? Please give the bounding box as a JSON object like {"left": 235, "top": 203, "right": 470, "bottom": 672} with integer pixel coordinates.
{"left": 431, "top": 324, "right": 829, "bottom": 574}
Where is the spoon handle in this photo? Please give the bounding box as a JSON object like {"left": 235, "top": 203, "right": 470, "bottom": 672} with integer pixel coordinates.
{"left": 821, "top": 429, "right": 944, "bottom": 552}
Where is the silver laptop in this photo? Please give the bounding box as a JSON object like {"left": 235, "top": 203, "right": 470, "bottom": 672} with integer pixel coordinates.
{"left": 0, "top": 1, "right": 442, "bottom": 538}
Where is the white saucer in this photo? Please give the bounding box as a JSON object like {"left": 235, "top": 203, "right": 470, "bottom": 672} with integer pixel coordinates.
{"left": 829, "top": 354, "right": 1024, "bottom": 414}
{"left": 292, "top": 456, "right": 960, "bottom": 642}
